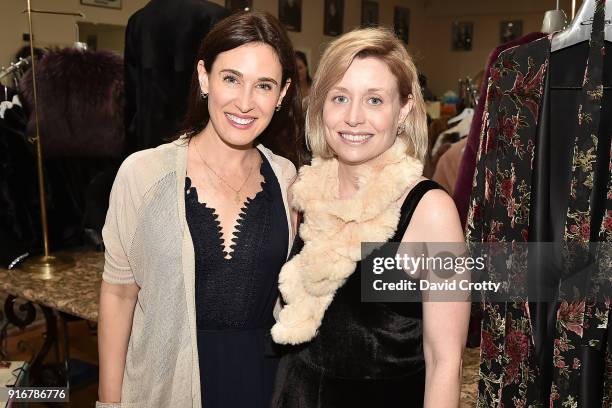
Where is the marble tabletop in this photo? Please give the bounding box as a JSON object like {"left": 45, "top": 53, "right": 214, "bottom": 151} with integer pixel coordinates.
{"left": 0, "top": 249, "right": 103, "bottom": 321}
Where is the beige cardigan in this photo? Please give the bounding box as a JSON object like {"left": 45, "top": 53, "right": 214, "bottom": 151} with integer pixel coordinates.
{"left": 99, "top": 138, "right": 296, "bottom": 407}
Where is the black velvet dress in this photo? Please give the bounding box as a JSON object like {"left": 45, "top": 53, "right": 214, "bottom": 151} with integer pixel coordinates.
{"left": 185, "top": 154, "right": 288, "bottom": 408}
{"left": 273, "top": 180, "right": 441, "bottom": 408}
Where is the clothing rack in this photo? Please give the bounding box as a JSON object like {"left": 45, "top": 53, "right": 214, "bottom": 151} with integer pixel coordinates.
{"left": 0, "top": 57, "right": 31, "bottom": 99}
{"left": 19, "top": 8, "right": 86, "bottom": 49}
{"left": 0, "top": 57, "right": 31, "bottom": 81}
{"left": 458, "top": 77, "right": 478, "bottom": 109}
{"left": 16, "top": 0, "right": 81, "bottom": 278}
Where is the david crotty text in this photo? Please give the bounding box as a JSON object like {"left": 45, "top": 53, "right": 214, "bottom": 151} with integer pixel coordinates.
{"left": 372, "top": 279, "right": 501, "bottom": 292}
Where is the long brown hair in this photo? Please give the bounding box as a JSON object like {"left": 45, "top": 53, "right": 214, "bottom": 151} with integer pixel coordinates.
{"left": 180, "top": 11, "right": 303, "bottom": 166}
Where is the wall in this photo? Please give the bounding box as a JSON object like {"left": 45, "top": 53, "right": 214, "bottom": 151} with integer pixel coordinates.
{"left": 1, "top": 0, "right": 584, "bottom": 97}
{"left": 0, "top": 0, "right": 151, "bottom": 70}
{"left": 416, "top": 0, "right": 581, "bottom": 95}
{"left": 0, "top": 0, "right": 417, "bottom": 75}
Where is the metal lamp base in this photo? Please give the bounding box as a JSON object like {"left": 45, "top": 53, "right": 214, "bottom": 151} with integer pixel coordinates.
{"left": 21, "top": 254, "right": 74, "bottom": 280}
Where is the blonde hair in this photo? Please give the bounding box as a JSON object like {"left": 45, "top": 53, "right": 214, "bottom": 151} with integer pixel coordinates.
{"left": 306, "top": 28, "right": 428, "bottom": 163}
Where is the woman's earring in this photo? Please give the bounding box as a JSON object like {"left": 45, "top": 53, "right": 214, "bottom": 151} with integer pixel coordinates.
{"left": 201, "top": 91, "right": 208, "bottom": 99}
{"left": 275, "top": 104, "right": 281, "bottom": 112}
{"left": 396, "top": 123, "right": 405, "bottom": 135}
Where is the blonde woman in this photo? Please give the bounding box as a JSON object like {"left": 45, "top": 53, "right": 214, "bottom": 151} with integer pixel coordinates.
{"left": 271, "top": 28, "right": 470, "bottom": 407}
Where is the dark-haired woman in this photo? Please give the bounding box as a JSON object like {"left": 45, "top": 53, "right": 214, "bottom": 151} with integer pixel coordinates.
{"left": 97, "top": 11, "right": 302, "bottom": 408}
{"left": 295, "top": 50, "right": 312, "bottom": 100}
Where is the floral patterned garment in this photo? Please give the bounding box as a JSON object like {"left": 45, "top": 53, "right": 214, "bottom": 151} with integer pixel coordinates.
{"left": 467, "top": 1, "right": 612, "bottom": 407}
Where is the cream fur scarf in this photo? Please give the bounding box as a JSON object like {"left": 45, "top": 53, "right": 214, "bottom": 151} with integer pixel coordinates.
{"left": 271, "top": 137, "right": 423, "bottom": 345}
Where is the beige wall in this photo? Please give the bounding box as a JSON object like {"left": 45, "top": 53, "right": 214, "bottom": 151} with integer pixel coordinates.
{"left": 1, "top": 0, "right": 583, "bottom": 97}
{"left": 0, "top": 0, "right": 419, "bottom": 84}
{"left": 416, "top": 0, "right": 581, "bottom": 95}
{"left": 0, "top": 0, "right": 150, "bottom": 69}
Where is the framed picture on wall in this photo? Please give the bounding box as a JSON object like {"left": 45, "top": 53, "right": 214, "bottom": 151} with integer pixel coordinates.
{"left": 279, "top": 0, "right": 302, "bottom": 32}
{"left": 225, "top": 0, "right": 252, "bottom": 13}
{"left": 80, "top": 0, "right": 121, "bottom": 9}
{"left": 361, "top": 1, "right": 379, "bottom": 27}
{"left": 452, "top": 21, "right": 473, "bottom": 51}
{"left": 393, "top": 7, "right": 410, "bottom": 44}
{"left": 500, "top": 20, "right": 523, "bottom": 43}
{"left": 324, "top": 0, "right": 344, "bottom": 37}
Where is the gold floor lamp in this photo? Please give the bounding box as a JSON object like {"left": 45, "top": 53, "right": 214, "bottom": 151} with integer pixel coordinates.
{"left": 19, "top": 1, "right": 86, "bottom": 279}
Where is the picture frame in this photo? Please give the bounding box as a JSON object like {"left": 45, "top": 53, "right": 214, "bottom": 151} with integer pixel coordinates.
{"left": 324, "top": 0, "right": 344, "bottom": 37}
{"left": 500, "top": 20, "right": 523, "bottom": 43}
{"left": 80, "top": 0, "right": 121, "bottom": 10}
{"left": 225, "top": 0, "right": 252, "bottom": 13}
{"left": 361, "top": 1, "right": 379, "bottom": 28}
{"left": 393, "top": 7, "right": 410, "bottom": 44}
{"left": 452, "top": 21, "right": 474, "bottom": 51}
{"left": 279, "top": 0, "right": 302, "bottom": 32}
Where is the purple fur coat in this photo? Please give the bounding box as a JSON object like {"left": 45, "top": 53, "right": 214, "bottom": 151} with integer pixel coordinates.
{"left": 20, "top": 47, "right": 124, "bottom": 158}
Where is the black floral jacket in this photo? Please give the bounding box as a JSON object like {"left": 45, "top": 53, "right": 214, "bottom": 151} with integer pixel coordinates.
{"left": 466, "top": 2, "right": 612, "bottom": 406}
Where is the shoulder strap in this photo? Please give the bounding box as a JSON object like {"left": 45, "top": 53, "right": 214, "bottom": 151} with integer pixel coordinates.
{"left": 393, "top": 180, "right": 443, "bottom": 241}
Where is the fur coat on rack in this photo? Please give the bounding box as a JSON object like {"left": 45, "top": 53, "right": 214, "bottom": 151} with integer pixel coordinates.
{"left": 20, "top": 47, "right": 125, "bottom": 158}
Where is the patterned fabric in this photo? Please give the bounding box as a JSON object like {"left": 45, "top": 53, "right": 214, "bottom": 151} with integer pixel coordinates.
{"left": 467, "top": 1, "right": 611, "bottom": 406}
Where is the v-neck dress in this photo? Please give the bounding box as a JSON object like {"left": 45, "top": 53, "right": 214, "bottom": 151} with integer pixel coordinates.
{"left": 185, "top": 154, "right": 288, "bottom": 408}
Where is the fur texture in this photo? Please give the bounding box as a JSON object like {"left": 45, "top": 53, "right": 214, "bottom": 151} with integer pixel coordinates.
{"left": 20, "top": 47, "right": 124, "bottom": 158}
{"left": 271, "top": 137, "right": 423, "bottom": 344}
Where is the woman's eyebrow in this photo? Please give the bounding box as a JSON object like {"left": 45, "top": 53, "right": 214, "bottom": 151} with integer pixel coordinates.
{"left": 258, "top": 77, "right": 278, "bottom": 85}
{"left": 219, "top": 68, "right": 243, "bottom": 77}
{"left": 330, "top": 86, "right": 387, "bottom": 93}
{"left": 219, "top": 69, "right": 278, "bottom": 86}
{"left": 330, "top": 86, "right": 350, "bottom": 93}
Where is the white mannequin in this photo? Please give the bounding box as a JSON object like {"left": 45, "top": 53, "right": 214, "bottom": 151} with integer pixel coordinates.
{"left": 552, "top": 0, "right": 612, "bottom": 51}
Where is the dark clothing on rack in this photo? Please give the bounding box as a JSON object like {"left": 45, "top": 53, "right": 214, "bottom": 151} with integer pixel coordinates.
{"left": 124, "top": 0, "right": 229, "bottom": 151}
{"left": 18, "top": 48, "right": 125, "bottom": 250}
{"left": 185, "top": 153, "right": 288, "bottom": 408}
{"left": 466, "top": 4, "right": 611, "bottom": 405}
{"left": 20, "top": 48, "right": 125, "bottom": 159}
{"left": 0, "top": 94, "right": 34, "bottom": 266}
{"left": 525, "top": 38, "right": 612, "bottom": 408}
{"left": 273, "top": 180, "right": 441, "bottom": 408}
{"left": 453, "top": 32, "right": 546, "bottom": 227}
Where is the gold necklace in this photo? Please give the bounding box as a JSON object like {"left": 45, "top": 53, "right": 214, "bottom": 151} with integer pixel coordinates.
{"left": 195, "top": 140, "right": 255, "bottom": 205}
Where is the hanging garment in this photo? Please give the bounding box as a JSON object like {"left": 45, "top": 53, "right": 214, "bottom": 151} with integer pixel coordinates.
{"left": 19, "top": 48, "right": 124, "bottom": 249}
{"left": 466, "top": 2, "right": 611, "bottom": 406}
{"left": 454, "top": 32, "right": 547, "bottom": 227}
{"left": 0, "top": 93, "right": 36, "bottom": 266}
{"left": 20, "top": 48, "right": 125, "bottom": 159}
{"left": 424, "top": 116, "right": 451, "bottom": 177}
{"left": 432, "top": 112, "right": 472, "bottom": 158}
{"left": 432, "top": 137, "right": 467, "bottom": 195}
{"left": 124, "top": 0, "right": 229, "bottom": 151}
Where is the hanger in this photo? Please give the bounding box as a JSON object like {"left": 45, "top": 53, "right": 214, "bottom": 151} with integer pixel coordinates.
{"left": 447, "top": 107, "right": 474, "bottom": 125}
{"left": 551, "top": 0, "right": 612, "bottom": 52}
{"left": 542, "top": 0, "right": 568, "bottom": 34}
{"left": 443, "top": 115, "right": 472, "bottom": 138}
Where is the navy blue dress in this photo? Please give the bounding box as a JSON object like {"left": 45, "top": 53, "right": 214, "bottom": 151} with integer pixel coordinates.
{"left": 185, "top": 153, "right": 288, "bottom": 408}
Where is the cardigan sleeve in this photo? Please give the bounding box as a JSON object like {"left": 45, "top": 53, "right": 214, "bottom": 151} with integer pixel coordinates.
{"left": 101, "top": 160, "right": 140, "bottom": 285}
